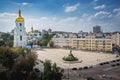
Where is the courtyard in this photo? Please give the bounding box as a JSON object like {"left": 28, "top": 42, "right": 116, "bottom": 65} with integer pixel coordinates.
{"left": 36, "top": 48, "right": 118, "bottom": 69}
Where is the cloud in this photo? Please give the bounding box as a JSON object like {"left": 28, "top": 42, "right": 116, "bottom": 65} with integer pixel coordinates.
{"left": 0, "top": 12, "right": 17, "bottom": 18}
{"left": 0, "top": 12, "right": 17, "bottom": 32}
{"left": 22, "top": 2, "right": 29, "bottom": 6}
{"left": 94, "top": 4, "right": 106, "bottom": 10}
{"left": 113, "top": 8, "right": 120, "bottom": 16}
{"left": 40, "top": 17, "right": 48, "bottom": 20}
{"left": 94, "top": 11, "right": 110, "bottom": 17}
{"left": 20, "top": 14, "right": 120, "bottom": 32}
{"left": 113, "top": 8, "right": 120, "bottom": 12}
{"left": 0, "top": 11, "right": 119, "bottom": 33}
{"left": 65, "top": 3, "right": 80, "bottom": 13}
{"left": 15, "top": 2, "right": 30, "bottom": 6}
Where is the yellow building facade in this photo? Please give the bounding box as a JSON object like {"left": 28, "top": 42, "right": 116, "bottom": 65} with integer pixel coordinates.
{"left": 72, "top": 34, "right": 112, "bottom": 52}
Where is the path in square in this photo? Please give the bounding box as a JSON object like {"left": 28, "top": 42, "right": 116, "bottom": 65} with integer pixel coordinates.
{"left": 36, "top": 48, "right": 118, "bottom": 69}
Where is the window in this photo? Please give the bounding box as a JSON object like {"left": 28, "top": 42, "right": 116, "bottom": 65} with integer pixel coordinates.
{"left": 20, "top": 36, "right": 22, "bottom": 41}
{"left": 20, "top": 23, "right": 22, "bottom": 26}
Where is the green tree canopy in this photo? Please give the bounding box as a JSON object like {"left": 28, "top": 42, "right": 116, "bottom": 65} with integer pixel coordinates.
{"left": 49, "top": 40, "right": 54, "bottom": 47}
{"left": 40, "top": 33, "right": 55, "bottom": 47}
{"left": 1, "top": 33, "right": 13, "bottom": 47}
{"left": 43, "top": 60, "right": 64, "bottom": 80}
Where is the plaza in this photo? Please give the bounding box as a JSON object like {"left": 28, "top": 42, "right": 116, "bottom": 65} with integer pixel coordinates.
{"left": 36, "top": 48, "right": 118, "bottom": 69}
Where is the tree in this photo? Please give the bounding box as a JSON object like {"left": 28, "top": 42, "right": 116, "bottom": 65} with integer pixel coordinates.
{"left": 43, "top": 60, "right": 64, "bottom": 80}
{"left": 0, "top": 47, "right": 37, "bottom": 80}
{"left": 1, "top": 33, "right": 13, "bottom": 47}
{"left": 0, "top": 46, "right": 15, "bottom": 69}
{"left": 43, "top": 60, "right": 52, "bottom": 80}
{"left": 40, "top": 33, "right": 55, "bottom": 47}
{"left": 41, "top": 39, "right": 48, "bottom": 46}
{"left": 52, "top": 63, "right": 64, "bottom": 80}
{"left": 49, "top": 40, "right": 54, "bottom": 47}
{"left": 10, "top": 48, "right": 37, "bottom": 80}
{"left": 0, "top": 40, "right": 6, "bottom": 46}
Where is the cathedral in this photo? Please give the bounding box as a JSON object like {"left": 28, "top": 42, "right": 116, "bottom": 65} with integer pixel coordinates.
{"left": 14, "top": 9, "right": 27, "bottom": 47}
{"left": 14, "top": 9, "right": 42, "bottom": 47}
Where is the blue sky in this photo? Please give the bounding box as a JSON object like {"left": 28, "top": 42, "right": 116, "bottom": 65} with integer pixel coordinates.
{"left": 0, "top": 0, "right": 120, "bottom": 32}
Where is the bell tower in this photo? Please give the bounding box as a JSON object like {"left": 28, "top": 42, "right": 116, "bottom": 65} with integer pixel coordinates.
{"left": 14, "top": 9, "right": 27, "bottom": 47}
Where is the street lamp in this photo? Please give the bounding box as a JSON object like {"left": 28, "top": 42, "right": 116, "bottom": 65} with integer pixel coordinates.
{"left": 67, "top": 40, "right": 69, "bottom": 50}
{"left": 68, "top": 61, "right": 71, "bottom": 80}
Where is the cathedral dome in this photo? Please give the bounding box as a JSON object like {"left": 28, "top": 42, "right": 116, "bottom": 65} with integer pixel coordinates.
{"left": 30, "top": 27, "right": 34, "bottom": 33}
{"left": 15, "top": 9, "right": 24, "bottom": 22}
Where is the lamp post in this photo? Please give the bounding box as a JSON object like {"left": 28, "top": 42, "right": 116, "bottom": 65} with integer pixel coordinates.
{"left": 56, "top": 40, "right": 58, "bottom": 48}
{"left": 68, "top": 61, "right": 71, "bottom": 80}
{"left": 67, "top": 40, "right": 69, "bottom": 50}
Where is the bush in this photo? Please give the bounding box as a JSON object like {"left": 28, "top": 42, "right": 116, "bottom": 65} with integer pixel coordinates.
{"left": 11, "top": 47, "right": 30, "bottom": 57}
{"left": 63, "top": 53, "right": 78, "bottom": 61}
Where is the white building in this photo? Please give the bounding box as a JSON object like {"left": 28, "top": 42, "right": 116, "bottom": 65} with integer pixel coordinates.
{"left": 14, "top": 9, "right": 27, "bottom": 47}
{"left": 27, "top": 27, "right": 41, "bottom": 43}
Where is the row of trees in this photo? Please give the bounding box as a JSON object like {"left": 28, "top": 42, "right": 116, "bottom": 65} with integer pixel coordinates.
{"left": 0, "top": 46, "right": 64, "bottom": 80}
{"left": 0, "top": 46, "right": 37, "bottom": 80}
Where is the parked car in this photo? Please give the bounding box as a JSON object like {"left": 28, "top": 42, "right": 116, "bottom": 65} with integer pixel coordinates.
{"left": 72, "top": 67, "right": 77, "bottom": 70}
{"left": 83, "top": 66, "right": 88, "bottom": 69}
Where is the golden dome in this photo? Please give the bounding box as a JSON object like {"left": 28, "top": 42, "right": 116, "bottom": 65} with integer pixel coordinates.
{"left": 31, "top": 27, "right": 34, "bottom": 33}
{"left": 15, "top": 9, "right": 24, "bottom": 22}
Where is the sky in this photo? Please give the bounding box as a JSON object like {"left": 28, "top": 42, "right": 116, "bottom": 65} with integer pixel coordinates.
{"left": 0, "top": 0, "right": 120, "bottom": 33}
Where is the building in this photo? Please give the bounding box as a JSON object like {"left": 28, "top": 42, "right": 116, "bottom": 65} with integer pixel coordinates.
{"left": 52, "top": 32, "right": 74, "bottom": 48}
{"left": 41, "top": 29, "right": 48, "bottom": 35}
{"left": 93, "top": 25, "right": 101, "bottom": 33}
{"left": 72, "top": 33, "right": 112, "bottom": 52}
{"left": 27, "top": 27, "right": 41, "bottom": 44}
{"left": 14, "top": 9, "right": 27, "bottom": 47}
{"left": 48, "top": 28, "right": 52, "bottom": 34}
{"left": 52, "top": 37, "right": 71, "bottom": 48}
{"left": 52, "top": 32, "right": 112, "bottom": 52}
{"left": 111, "top": 32, "right": 120, "bottom": 46}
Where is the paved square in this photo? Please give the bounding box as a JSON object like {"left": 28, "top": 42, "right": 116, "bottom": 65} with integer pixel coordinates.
{"left": 36, "top": 48, "right": 117, "bottom": 69}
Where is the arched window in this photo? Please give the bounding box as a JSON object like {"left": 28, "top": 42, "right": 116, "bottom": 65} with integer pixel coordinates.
{"left": 20, "top": 23, "right": 22, "bottom": 26}
{"left": 20, "top": 36, "right": 22, "bottom": 41}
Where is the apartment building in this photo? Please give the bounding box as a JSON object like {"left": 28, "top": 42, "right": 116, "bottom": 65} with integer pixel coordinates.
{"left": 111, "top": 32, "right": 120, "bottom": 46}
{"left": 72, "top": 33, "right": 112, "bottom": 52}
{"left": 52, "top": 32, "right": 75, "bottom": 47}
{"left": 53, "top": 32, "right": 112, "bottom": 52}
